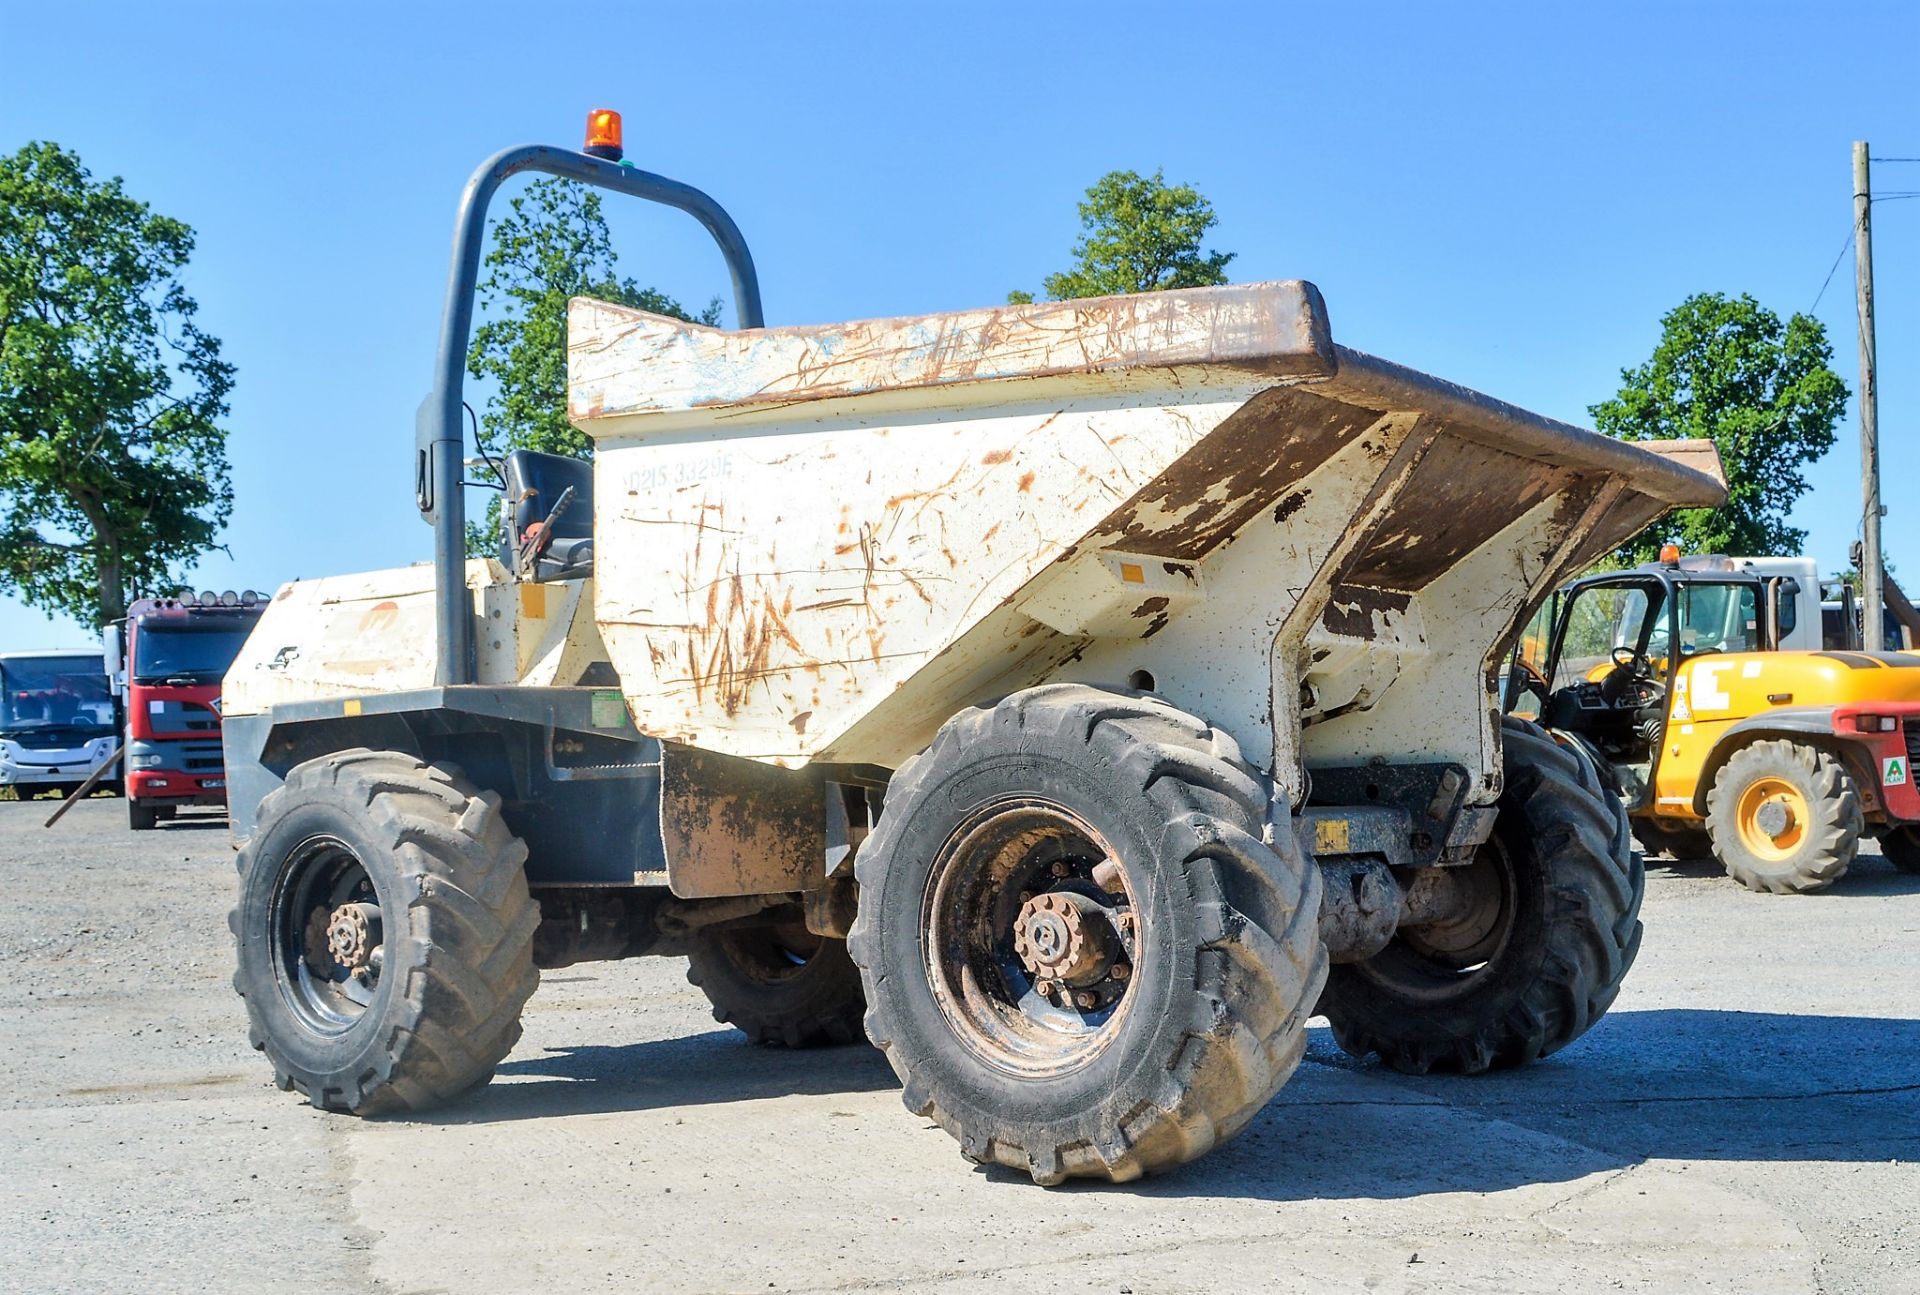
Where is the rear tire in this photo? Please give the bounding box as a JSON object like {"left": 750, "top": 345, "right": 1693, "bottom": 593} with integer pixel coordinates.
{"left": 1705, "top": 740, "right": 1860, "bottom": 894}
{"left": 686, "top": 922, "right": 865, "bottom": 1047}
{"left": 1318, "top": 715, "right": 1642, "bottom": 1074}
{"left": 1875, "top": 826, "right": 1920, "bottom": 875}
{"left": 1632, "top": 818, "right": 1712, "bottom": 861}
{"left": 231, "top": 750, "right": 539, "bottom": 1113}
{"left": 850, "top": 684, "right": 1326, "bottom": 1185}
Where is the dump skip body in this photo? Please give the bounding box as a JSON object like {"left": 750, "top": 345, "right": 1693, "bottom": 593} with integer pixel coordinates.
{"left": 569, "top": 280, "right": 1723, "bottom": 804}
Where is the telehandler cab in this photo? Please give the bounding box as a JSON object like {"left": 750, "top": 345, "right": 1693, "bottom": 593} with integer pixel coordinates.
{"left": 1509, "top": 550, "right": 1920, "bottom": 892}
{"left": 221, "top": 111, "right": 1725, "bottom": 1183}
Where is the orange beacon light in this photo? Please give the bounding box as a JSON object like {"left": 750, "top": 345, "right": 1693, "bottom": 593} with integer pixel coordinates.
{"left": 584, "top": 109, "right": 623, "bottom": 162}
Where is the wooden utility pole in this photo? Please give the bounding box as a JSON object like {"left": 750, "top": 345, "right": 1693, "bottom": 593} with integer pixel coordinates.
{"left": 1854, "top": 140, "right": 1884, "bottom": 648}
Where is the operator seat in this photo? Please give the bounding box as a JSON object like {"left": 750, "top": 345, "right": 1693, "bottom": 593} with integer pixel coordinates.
{"left": 501, "top": 449, "right": 595, "bottom": 580}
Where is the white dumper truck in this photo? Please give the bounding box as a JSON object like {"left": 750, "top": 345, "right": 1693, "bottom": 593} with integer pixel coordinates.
{"left": 221, "top": 113, "right": 1726, "bottom": 1184}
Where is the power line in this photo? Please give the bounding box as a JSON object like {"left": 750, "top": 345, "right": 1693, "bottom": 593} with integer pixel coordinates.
{"left": 1871, "top": 156, "right": 1920, "bottom": 162}
{"left": 1811, "top": 227, "right": 1854, "bottom": 312}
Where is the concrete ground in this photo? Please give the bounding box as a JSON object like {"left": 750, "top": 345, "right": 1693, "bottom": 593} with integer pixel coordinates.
{"left": 1, "top": 797, "right": 1914, "bottom": 1294}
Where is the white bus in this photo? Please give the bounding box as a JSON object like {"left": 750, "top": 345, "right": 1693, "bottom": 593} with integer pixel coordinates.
{"left": 0, "top": 649, "right": 119, "bottom": 799}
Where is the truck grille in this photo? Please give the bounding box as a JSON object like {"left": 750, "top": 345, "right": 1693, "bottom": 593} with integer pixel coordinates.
{"left": 1906, "top": 720, "right": 1920, "bottom": 766}
{"left": 173, "top": 739, "right": 225, "bottom": 773}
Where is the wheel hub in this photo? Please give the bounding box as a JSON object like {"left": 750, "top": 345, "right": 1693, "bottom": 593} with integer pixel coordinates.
{"left": 1013, "top": 891, "right": 1113, "bottom": 985}
{"left": 325, "top": 902, "right": 383, "bottom": 975}
{"left": 1736, "top": 776, "right": 1810, "bottom": 860}
{"left": 1754, "top": 799, "right": 1794, "bottom": 839}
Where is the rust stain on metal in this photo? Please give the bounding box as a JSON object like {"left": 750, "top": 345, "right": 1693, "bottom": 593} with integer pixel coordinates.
{"left": 1340, "top": 437, "right": 1572, "bottom": 591}
{"left": 1272, "top": 489, "right": 1312, "bottom": 524}
{"left": 981, "top": 449, "right": 1013, "bottom": 465}
{"left": 1320, "top": 584, "right": 1412, "bottom": 640}
{"left": 1017, "top": 471, "right": 1036, "bottom": 493}
{"left": 659, "top": 745, "right": 822, "bottom": 898}
{"left": 1099, "top": 387, "right": 1384, "bottom": 560}
{"left": 1132, "top": 595, "right": 1173, "bottom": 639}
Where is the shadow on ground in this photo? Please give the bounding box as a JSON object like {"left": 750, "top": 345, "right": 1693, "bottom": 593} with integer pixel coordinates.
{"left": 430, "top": 1026, "right": 899, "bottom": 1124}
{"left": 438, "top": 1006, "right": 1917, "bottom": 1201}
{"left": 1643, "top": 848, "right": 1920, "bottom": 897}
{"left": 1136, "top": 1007, "right": 1920, "bottom": 1201}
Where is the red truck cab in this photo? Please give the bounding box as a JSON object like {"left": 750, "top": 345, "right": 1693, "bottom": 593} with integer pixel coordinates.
{"left": 114, "top": 593, "right": 265, "bottom": 830}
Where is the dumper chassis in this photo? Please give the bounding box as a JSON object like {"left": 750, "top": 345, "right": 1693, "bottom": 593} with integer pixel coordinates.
{"left": 223, "top": 116, "right": 1725, "bottom": 1183}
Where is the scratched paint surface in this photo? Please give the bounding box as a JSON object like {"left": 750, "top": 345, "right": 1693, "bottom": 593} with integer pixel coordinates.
{"left": 592, "top": 394, "right": 1256, "bottom": 763}
{"left": 568, "top": 282, "right": 1730, "bottom": 774}
{"left": 224, "top": 562, "right": 605, "bottom": 717}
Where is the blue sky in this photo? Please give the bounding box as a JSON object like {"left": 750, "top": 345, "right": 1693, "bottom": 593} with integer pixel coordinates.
{"left": 2, "top": 0, "right": 1916, "bottom": 648}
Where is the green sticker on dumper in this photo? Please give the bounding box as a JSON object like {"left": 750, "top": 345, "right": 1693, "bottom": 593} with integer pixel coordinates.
{"left": 591, "top": 690, "right": 629, "bottom": 729}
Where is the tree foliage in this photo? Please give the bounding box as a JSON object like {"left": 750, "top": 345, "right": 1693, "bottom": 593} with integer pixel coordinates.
{"left": 464, "top": 178, "right": 715, "bottom": 554}
{"left": 468, "top": 178, "right": 715, "bottom": 462}
{"left": 1009, "top": 169, "right": 1234, "bottom": 304}
{"left": 0, "top": 142, "right": 235, "bottom": 627}
{"left": 1590, "top": 292, "right": 1848, "bottom": 561}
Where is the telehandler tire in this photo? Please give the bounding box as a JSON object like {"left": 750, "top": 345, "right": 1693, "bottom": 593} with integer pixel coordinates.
{"left": 1704, "top": 739, "right": 1861, "bottom": 894}
{"left": 1877, "top": 826, "right": 1920, "bottom": 875}
{"left": 687, "top": 922, "right": 865, "bottom": 1047}
{"left": 850, "top": 684, "right": 1327, "bottom": 1186}
{"left": 230, "top": 750, "right": 539, "bottom": 1114}
{"left": 1632, "top": 818, "right": 1712, "bottom": 861}
{"left": 1318, "top": 715, "right": 1642, "bottom": 1075}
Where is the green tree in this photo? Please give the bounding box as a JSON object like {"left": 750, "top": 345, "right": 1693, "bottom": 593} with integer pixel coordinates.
{"left": 0, "top": 142, "right": 235, "bottom": 627}
{"left": 1009, "top": 169, "right": 1234, "bottom": 304}
{"left": 465, "top": 177, "right": 715, "bottom": 554}
{"left": 1591, "top": 292, "right": 1848, "bottom": 562}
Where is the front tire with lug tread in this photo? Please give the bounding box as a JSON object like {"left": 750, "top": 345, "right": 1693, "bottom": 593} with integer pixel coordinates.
{"left": 849, "top": 684, "right": 1327, "bottom": 1186}
{"left": 230, "top": 749, "right": 539, "bottom": 1113}
{"left": 1705, "top": 739, "right": 1861, "bottom": 894}
{"left": 1318, "top": 715, "right": 1643, "bottom": 1075}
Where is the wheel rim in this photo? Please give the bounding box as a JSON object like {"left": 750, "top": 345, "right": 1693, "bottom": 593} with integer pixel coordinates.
{"left": 922, "top": 797, "right": 1140, "bottom": 1077}
{"left": 270, "top": 834, "right": 387, "bottom": 1037}
{"left": 1735, "top": 776, "right": 1810, "bottom": 861}
{"left": 1374, "top": 834, "right": 1517, "bottom": 993}
{"left": 718, "top": 922, "right": 823, "bottom": 983}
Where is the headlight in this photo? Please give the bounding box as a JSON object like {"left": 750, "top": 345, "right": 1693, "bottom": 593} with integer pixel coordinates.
{"left": 128, "top": 753, "right": 165, "bottom": 769}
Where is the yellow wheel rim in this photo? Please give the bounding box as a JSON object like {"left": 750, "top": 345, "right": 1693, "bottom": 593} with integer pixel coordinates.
{"left": 1735, "top": 776, "right": 1810, "bottom": 861}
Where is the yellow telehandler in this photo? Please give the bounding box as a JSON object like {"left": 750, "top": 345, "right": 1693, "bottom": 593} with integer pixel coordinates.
{"left": 1510, "top": 550, "right": 1920, "bottom": 892}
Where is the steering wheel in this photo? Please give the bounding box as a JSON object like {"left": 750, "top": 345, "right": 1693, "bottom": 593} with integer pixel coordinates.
{"left": 1510, "top": 657, "right": 1550, "bottom": 708}
{"left": 1601, "top": 644, "right": 1657, "bottom": 708}
{"left": 1610, "top": 645, "right": 1650, "bottom": 676}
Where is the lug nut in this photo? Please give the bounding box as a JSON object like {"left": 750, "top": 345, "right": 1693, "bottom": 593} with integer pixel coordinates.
{"left": 1075, "top": 991, "right": 1098, "bottom": 1009}
{"left": 1110, "top": 962, "right": 1130, "bottom": 982}
{"left": 1051, "top": 862, "right": 1070, "bottom": 878}
{"left": 1034, "top": 979, "right": 1054, "bottom": 999}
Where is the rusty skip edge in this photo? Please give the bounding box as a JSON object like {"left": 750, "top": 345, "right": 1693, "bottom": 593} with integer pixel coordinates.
{"left": 567, "top": 281, "right": 1338, "bottom": 421}
{"left": 568, "top": 280, "right": 1725, "bottom": 514}
{"left": 1323, "top": 347, "right": 1727, "bottom": 511}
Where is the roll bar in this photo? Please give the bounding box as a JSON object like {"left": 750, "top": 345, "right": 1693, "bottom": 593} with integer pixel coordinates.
{"left": 416, "top": 142, "right": 764, "bottom": 684}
